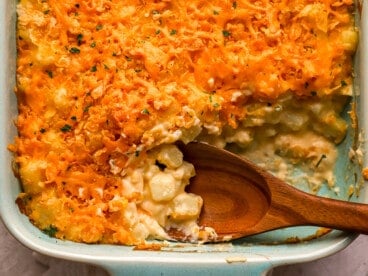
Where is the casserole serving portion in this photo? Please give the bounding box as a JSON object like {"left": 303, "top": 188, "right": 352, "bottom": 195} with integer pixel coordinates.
{"left": 1, "top": 0, "right": 367, "bottom": 274}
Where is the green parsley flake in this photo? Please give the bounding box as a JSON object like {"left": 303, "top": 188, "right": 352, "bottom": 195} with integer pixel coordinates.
{"left": 141, "top": 108, "right": 150, "bottom": 115}
{"left": 77, "top": 34, "right": 83, "bottom": 45}
{"left": 46, "top": 70, "right": 53, "bottom": 78}
{"left": 60, "top": 124, "right": 72, "bottom": 132}
{"left": 222, "top": 30, "right": 231, "bottom": 37}
{"left": 84, "top": 104, "right": 92, "bottom": 113}
{"left": 69, "top": 47, "right": 80, "bottom": 54}
{"left": 43, "top": 225, "right": 58, "bottom": 237}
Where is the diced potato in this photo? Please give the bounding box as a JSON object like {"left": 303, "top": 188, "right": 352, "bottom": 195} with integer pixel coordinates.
{"left": 340, "top": 27, "right": 358, "bottom": 52}
{"left": 156, "top": 145, "right": 183, "bottom": 169}
{"left": 171, "top": 193, "right": 203, "bottom": 220}
{"left": 19, "top": 159, "right": 47, "bottom": 194}
{"left": 172, "top": 161, "right": 195, "bottom": 181}
{"left": 149, "top": 172, "right": 180, "bottom": 202}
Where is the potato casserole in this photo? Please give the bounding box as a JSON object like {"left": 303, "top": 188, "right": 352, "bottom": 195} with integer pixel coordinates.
{"left": 11, "top": 0, "right": 358, "bottom": 245}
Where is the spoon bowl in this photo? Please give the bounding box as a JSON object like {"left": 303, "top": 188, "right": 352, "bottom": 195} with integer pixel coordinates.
{"left": 172, "top": 142, "right": 368, "bottom": 242}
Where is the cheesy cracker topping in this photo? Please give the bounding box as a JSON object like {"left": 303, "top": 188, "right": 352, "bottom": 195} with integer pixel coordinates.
{"left": 12, "top": 0, "right": 357, "bottom": 244}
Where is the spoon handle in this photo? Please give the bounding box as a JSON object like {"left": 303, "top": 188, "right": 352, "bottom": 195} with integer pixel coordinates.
{"left": 269, "top": 176, "right": 368, "bottom": 234}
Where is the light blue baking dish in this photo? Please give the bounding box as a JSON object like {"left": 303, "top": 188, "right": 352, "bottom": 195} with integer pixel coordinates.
{"left": 1, "top": 1, "right": 367, "bottom": 275}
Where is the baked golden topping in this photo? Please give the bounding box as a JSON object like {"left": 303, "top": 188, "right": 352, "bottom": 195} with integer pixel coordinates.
{"left": 12, "top": 0, "right": 357, "bottom": 245}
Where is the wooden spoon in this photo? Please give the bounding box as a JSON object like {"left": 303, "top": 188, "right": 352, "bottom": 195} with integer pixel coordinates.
{"left": 171, "top": 142, "right": 368, "bottom": 242}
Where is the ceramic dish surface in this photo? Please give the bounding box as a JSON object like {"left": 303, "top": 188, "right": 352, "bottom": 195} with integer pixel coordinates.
{"left": 0, "top": 1, "right": 367, "bottom": 275}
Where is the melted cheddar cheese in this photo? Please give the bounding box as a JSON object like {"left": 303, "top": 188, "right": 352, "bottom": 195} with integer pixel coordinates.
{"left": 12, "top": 0, "right": 357, "bottom": 244}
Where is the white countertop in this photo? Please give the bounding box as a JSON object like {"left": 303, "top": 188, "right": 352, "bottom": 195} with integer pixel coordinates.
{"left": 1, "top": 220, "right": 367, "bottom": 276}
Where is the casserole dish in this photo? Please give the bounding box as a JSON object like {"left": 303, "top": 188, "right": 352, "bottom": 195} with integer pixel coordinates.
{"left": 0, "top": 0, "right": 367, "bottom": 275}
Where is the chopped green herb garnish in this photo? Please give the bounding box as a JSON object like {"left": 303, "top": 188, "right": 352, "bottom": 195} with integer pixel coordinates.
{"left": 341, "top": 80, "right": 347, "bottom": 86}
{"left": 46, "top": 70, "right": 53, "bottom": 78}
{"left": 222, "top": 30, "right": 231, "bottom": 37}
{"left": 77, "top": 33, "right": 83, "bottom": 45}
{"left": 125, "top": 56, "right": 132, "bottom": 61}
{"left": 135, "top": 150, "right": 141, "bottom": 157}
{"left": 60, "top": 124, "right": 72, "bottom": 132}
{"left": 96, "top": 24, "right": 103, "bottom": 31}
{"left": 103, "top": 64, "right": 109, "bottom": 70}
{"left": 152, "top": 10, "right": 160, "bottom": 15}
{"left": 90, "top": 65, "right": 97, "bottom": 72}
{"left": 90, "top": 41, "right": 96, "bottom": 48}
{"left": 83, "top": 104, "right": 91, "bottom": 113}
{"left": 209, "top": 95, "right": 220, "bottom": 108}
{"left": 155, "top": 29, "right": 161, "bottom": 35}
{"left": 213, "top": 10, "right": 219, "bottom": 15}
{"left": 70, "top": 116, "right": 77, "bottom": 121}
{"left": 170, "top": 29, "right": 177, "bottom": 35}
{"left": 141, "top": 108, "right": 150, "bottom": 115}
{"left": 43, "top": 225, "right": 58, "bottom": 237}
{"left": 43, "top": 10, "right": 50, "bottom": 14}
{"left": 69, "top": 47, "right": 80, "bottom": 54}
